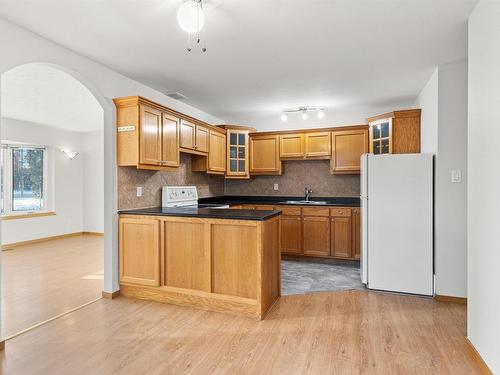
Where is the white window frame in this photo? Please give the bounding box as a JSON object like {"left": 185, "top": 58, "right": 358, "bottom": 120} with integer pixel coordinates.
{"left": 1, "top": 143, "right": 49, "bottom": 216}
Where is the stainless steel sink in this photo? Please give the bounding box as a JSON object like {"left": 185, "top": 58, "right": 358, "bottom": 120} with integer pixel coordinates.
{"left": 280, "top": 200, "right": 328, "bottom": 205}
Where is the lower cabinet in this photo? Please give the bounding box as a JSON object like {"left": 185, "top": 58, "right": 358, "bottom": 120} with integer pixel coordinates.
{"left": 302, "top": 216, "right": 330, "bottom": 257}
{"left": 280, "top": 215, "right": 302, "bottom": 254}
{"left": 330, "top": 217, "right": 352, "bottom": 258}
{"left": 119, "top": 217, "right": 160, "bottom": 286}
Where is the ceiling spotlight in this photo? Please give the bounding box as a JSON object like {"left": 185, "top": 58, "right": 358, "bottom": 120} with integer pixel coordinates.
{"left": 317, "top": 110, "right": 325, "bottom": 119}
{"left": 280, "top": 113, "right": 288, "bottom": 122}
{"left": 301, "top": 111, "right": 308, "bottom": 120}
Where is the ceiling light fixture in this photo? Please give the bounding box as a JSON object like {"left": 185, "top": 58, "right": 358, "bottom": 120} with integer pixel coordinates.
{"left": 280, "top": 106, "right": 326, "bottom": 121}
{"left": 177, "top": 0, "right": 207, "bottom": 52}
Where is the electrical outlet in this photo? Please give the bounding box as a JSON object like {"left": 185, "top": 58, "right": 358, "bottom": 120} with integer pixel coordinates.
{"left": 273, "top": 183, "right": 279, "bottom": 191}
{"left": 136, "top": 186, "right": 144, "bottom": 197}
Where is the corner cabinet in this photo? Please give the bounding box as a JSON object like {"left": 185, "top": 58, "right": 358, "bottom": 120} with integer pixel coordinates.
{"left": 367, "top": 109, "right": 421, "bottom": 154}
{"left": 249, "top": 134, "right": 282, "bottom": 175}
{"left": 330, "top": 127, "right": 369, "bottom": 174}
{"left": 226, "top": 128, "right": 250, "bottom": 178}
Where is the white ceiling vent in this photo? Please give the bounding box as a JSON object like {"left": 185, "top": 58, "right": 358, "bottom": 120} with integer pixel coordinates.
{"left": 166, "top": 92, "right": 188, "bottom": 100}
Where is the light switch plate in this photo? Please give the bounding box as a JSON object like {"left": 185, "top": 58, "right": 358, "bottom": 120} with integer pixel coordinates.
{"left": 273, "top": 183, "right": 279, "bottom": 191}
{"left": 136, "top": 186, "right": 144, "bottom": 197}
{"left": 451, "top": 170, "right": 462, "bottom": 183}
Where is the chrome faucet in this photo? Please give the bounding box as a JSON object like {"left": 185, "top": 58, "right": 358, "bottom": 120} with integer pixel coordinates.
{"left": 304, "top": 187, "right": 313, "bottom": 201}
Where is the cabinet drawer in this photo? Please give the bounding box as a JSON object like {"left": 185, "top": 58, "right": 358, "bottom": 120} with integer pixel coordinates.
{"left": 302, "top": 207, "right": 330, "bottom": 217}
{"left": 330, "top": 207, "right": 352, "bottom": 217}
{"left": 279, "top": 206, "right": 302, "bottom": 216}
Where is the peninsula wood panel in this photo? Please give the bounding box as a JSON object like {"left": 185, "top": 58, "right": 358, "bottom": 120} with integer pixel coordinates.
{"left": 119, "top": 217, "right": 160, "bottom": 286}
{"left": 280, "top": 215, "right": 302, "bottom": 254}
{"left": 211, "top": 224, "right": 258, "bottom": 299}
{"left": 304, "top": 131, "right": 331, "bottom": 158}
{"left": 116, "top": 104, "right": 139, "bottom": 166}
{"left": 331, "top": 217, "right": 352, "bottom": 258}
{"left": 208, "top": 130, "right": 226, "bottom": 173}
{"left": 180, "top": 120, "right": 196, "bottom": 150}
{"left": 280, "top": 134, "right": 304, "bottom": 158}
{"left": 331, "top": 129, "right": 369, "bottom": 174}
{"left": 260, "top": 217, "right": 281, "bottom": 316}
{"left": 161, "top": 113, "right": 180, "bottom": 167}
{"left": 164, "top": 221, "right": 211, "bottom": 292}
{"left": 302, "top": 216, "right": 330, "bottom": 256}
{"left": 139, "top": 105, "right": 162, "bottom": 166}
{"left": 249, "top": 135, "right": 282, "bottom": 174}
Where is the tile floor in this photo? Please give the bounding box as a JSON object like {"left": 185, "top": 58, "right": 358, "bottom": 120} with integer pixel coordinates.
{"left": 281, "top": 258, "right": 366, "bottom": 295}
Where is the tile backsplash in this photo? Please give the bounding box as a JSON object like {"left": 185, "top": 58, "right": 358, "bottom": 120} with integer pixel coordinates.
{"left": 118, "top": 153, "right": 225, "bottom": 210}
{"left": 224, "top": 160, "right": 360, "bottom": 197}
{"left": 118, "top": 157, "right": 360, "bottom": 210}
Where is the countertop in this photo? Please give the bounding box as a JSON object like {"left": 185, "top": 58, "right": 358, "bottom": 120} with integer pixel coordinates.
{"left": 198, "top": 195, "right": 360, "bottom": 207}
{"left": 118, "top": 206, "right": 281, "bottom": 221}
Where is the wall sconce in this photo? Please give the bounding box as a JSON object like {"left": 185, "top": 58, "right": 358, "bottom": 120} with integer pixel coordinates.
{"left": 61, "top": 149, "right": 79, "bottom": 160}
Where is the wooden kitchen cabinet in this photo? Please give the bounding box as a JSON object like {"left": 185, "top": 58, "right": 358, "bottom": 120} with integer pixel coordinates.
{"left": 304, "top": 132, "right": 331, "bottom": 158}
{"left": 208, "top": 130, "right": 226, "bottom": 173}
{"left": 281, "top": 215, "right": 302, "bottom": 254}
{"left": 280, "top": 134, "right": 304, "bottom": 158}
{"left": 138, "top": 105, "right": 162, "bottom": 166}
{"left": 352, "top": 208, "right": 361, "bottom": 260}
{"left": 180, "top": 120, "right": 209, "bottom": 154}
{"left": 249, "top": 134, "right": 282, "bottom": 175}
{"left": 330, "top": 216, "right": 352, "bottom": 259}
{"left": 331, "top": 128, "right": 369, "bottom": 174}
{"left": 162, "top": 113, "right": 181, "bottom": 167}
{"left": 226, "top": 127, "right": 252, "bottom": 178}
{"left": 367, "top": 109, "right": 421, "bottom": 154}
{"left": 302, "top": 216, "right": 330, "bottom": 257}
{"left": 119, "top": 217, "right": 160, "bottom": 286}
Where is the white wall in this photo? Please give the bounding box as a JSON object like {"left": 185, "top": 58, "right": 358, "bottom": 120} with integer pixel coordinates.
{"left": 0, "top": 16, "right": 226, "bottom": 303}
{"left": 1, "top": 117, "right": 84, "bottom": 244}
{"left": 82, "top": 131, "right": 104, "bottom": 233}
{"left": 232, "top": 100, "right": 415, "bottom": 131}
{"left": 415, "top": 68, "right": 438, "bottom": 154}
{"left": 414, "top": 60, "right": 468, "bottom": 299}
{"left": 468, "top": 1, "right": 500, "bottom": 372}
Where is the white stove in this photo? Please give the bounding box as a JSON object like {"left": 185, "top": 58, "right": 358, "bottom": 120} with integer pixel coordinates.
{"left": 162, "top": 186, "right": 229, "bottom": 209}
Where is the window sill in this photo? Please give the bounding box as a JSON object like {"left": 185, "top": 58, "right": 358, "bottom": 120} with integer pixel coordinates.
{"left": 1, "top": 211, "right": 56, "bottom": 221}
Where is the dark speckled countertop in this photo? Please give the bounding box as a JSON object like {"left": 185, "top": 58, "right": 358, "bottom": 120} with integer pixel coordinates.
{"left": 118, "top": 206, "right": 281, "bottom": 221}
{"left": 198, "top": 195, "right": 360, "bottom": 207}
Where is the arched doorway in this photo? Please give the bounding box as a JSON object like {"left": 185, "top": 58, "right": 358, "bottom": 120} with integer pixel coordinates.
{"left": 0, "top": 62, "right": 117, "bottom": 340}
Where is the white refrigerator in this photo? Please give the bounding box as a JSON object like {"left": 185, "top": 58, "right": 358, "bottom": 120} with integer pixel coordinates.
{"left": 360, "top": 153, "right": 434, "bottom": 296}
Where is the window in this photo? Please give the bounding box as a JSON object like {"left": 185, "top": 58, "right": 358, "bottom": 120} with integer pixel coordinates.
{"left": 1, "top": 144, "right": 47, "bottom": 215}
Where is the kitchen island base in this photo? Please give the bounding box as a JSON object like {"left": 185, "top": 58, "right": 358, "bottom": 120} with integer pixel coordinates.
{"left": 119, "top": 214, "right": 281, "bottom": 319}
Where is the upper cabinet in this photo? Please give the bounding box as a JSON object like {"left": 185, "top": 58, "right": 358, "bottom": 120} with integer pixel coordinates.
{"left": 367, "top": 109, "right": 421, "bottom": 154}
{"left": 225, "top": 126, "right": 253, "bottom": 179}
{"left": 279, "top": 131, "right": 331, "bottom": 159}
{"left": 304, "top": 132, "right": 331, "bottom": 158}
{"left": 180, "top": 120, "right": 209, "bottom": 154}
{"left": 115, "top": 97, "right": 180, "bottom": 170}
{"left": 249, "top": 134, "right": 282, "bottom": 175}
{"left": 330, "top": 128, "right": 369, "bottom": 174}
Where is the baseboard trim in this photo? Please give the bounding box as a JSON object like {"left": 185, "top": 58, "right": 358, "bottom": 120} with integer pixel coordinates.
{"left": 1, "top": 231, "right": 104, "bottom": 250}
{"left": 465, "top": 338, "right": 493, "bottom": 375}
{"left": 435, "top": 295, "right": 467, "bottom": 304}
{"left": 102, "top": 290, "right": 120, "bottom": 299}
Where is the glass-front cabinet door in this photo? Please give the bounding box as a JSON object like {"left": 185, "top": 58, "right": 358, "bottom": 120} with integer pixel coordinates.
{"left": 369, "top": 118, "right": 392, "bottom": 154}
{"left": 227, "top": 130, "right": 250, "bottom": 178}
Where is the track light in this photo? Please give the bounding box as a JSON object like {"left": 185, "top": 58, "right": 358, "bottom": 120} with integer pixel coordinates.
{"left": 280, "top": 113, "right": 288, "bottom": 122}
{"left": 317, "top": 110, "right": 325, "bottom": 119}
{"left": 301, "top": 111, "right": 308, "bottom": 120}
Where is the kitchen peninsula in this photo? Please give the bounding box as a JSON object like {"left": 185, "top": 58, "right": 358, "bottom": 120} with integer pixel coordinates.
{"left": 118, "top": 207, "right": 281, "bottom": 319}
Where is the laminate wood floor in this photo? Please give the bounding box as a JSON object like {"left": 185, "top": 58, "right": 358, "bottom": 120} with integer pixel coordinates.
{"left": 0, "top": 290, "right": 480, "bottom": 375}
{"left": 1, "top": 234, "right": 103, "bottom": 338}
